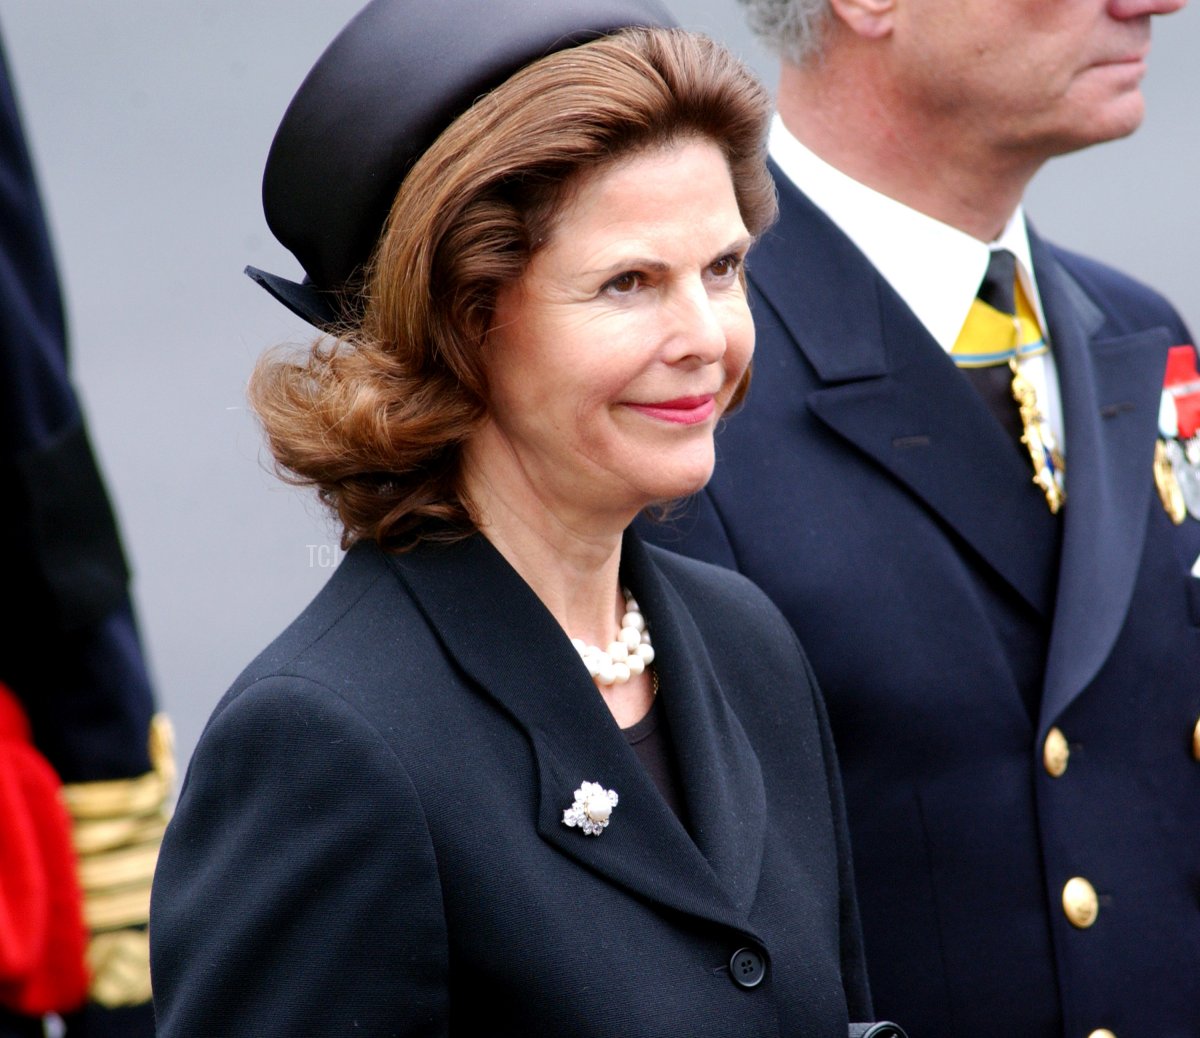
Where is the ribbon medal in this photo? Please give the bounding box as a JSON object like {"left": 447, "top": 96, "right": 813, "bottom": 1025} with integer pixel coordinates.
{"left": 1156, "top": 344, "right": 1200, "bottom": 524}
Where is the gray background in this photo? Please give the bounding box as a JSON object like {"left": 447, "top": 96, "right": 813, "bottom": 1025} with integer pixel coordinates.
{"left": 1, "top": 1, "right": 1196, "bottom": 771}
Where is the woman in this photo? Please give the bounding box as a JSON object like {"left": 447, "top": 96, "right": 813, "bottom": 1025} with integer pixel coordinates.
{"left": 150, "top": 1, "right": 894, "bottom": 1035}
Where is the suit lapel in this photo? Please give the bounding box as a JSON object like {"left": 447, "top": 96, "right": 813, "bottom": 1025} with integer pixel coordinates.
{"left": 387, "top": 532, "right": 765, "bottom": 932}
{"left": 1033, "top": 234, "right": 1172, "bottom": 723}
{"left": 752, "top": 170, "right": 1059, "bottom": 616}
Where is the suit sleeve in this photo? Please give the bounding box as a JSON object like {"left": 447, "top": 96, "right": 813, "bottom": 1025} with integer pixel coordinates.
{"left": 0, "top": 24, "right": 168, "bottom": 1036}
{"left": 150, "top": 676, "right": 450, "bottom": 1037}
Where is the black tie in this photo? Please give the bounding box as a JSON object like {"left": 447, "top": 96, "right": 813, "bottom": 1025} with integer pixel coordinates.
{"left": 960, "top": 250, "right": 1025, "bottom": 446}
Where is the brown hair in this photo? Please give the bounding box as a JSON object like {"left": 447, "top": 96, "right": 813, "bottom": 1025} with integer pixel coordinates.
{"left": 250, "top": 26, "right": 776, "bottom": 550}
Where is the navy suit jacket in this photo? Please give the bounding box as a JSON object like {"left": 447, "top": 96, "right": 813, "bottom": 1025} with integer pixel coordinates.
{"left": 150, "top": 532, "right": 873, "bottom": 1036}
{"left": 640, "top": 168, "right": 1200, "bottom": 1038}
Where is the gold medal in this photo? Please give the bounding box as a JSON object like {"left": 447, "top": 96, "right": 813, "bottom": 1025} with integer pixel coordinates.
{"left": 1010, "top": 359, "right": 1065, "bottom": 514}
{"left": 1164, "top": 437, "right": 1200, "bottom": 520}
{"left": 1154, "top": 438, "right": 1187, "bottom": 525}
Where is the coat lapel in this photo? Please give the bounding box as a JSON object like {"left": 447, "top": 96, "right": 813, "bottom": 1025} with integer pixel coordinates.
{"left": 751, "top": 170, "right": 1059, "bottom": 617}
{"left": 621, "top": 534, "right": 768, "bottom": 918}
{"left": 1032, "top": 234, "right": 1173, "bottom": 724}
{"left": 387, "top": 532, "right": 766, "bottom": 933}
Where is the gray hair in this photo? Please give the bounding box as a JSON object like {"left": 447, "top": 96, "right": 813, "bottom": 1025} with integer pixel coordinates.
{"left": 738, "top": 0, "right": 831, "bottom": 66}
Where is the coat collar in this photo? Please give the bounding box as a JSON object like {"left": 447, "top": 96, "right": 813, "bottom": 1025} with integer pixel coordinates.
{"left": 385, "top": 530, "right": 767, "bottom": 934}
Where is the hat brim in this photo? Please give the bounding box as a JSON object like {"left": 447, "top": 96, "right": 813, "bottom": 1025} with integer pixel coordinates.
{"left": 244, "top": 266, "right": 341, "bottom": 331}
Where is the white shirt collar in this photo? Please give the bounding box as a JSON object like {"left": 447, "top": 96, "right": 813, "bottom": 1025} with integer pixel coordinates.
{"left": 768, "top": 114, "right": 1046, "bottom": 353}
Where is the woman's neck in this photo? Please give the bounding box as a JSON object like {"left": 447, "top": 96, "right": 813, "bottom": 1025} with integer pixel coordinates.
{"left": 476, "top": 499, "right": 627, "bottom": 648}
{"left": 463, "top": 436, "right": 637, "bottom": 644}
{"left": 467, "top": 465, "right": 656, "bottom": 729}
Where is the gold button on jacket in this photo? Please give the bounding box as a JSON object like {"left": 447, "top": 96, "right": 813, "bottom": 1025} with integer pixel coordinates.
{"left": 1043, "top": 727, "right": 1070, "bottom": 777}
{"left": 1063, "top": 877, "right": 1099, "bottom": 929}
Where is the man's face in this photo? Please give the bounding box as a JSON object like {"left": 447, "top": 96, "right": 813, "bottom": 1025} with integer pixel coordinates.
{"left": 888, "top": 0, "right": 1186, "bottom": 163}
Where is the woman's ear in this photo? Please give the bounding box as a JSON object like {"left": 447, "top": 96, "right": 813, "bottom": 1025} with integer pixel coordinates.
{"left": 828, "top": 0, "right": 897, "bottom": 40}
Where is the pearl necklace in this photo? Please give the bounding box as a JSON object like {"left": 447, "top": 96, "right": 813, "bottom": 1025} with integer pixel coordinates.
{"left": 570, "top": 588, "right": 655, "bottom": 687}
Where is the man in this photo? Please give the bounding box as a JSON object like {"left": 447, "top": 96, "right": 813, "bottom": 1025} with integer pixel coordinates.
{"left": 640, "top": 1, "right": 1200, "bottom": 1035}
{"left": 0, "top": 26, "right": 169, "bottom": 1038}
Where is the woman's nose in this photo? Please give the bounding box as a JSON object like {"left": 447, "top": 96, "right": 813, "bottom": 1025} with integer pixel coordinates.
{"left": 666, "top": 278, "right": 728, "bottom": 365}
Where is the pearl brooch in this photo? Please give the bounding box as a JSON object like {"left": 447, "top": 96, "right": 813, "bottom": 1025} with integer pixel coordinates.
{"left": 569, "top": 589, "right": 655, "bottom": 687}
{"left": 562, "top": 781, "right": 619, "bottom": 836}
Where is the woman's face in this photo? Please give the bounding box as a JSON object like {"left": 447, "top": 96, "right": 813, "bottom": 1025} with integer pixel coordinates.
{"left": 469, "top": 138, "right": 754, "bottom": 530}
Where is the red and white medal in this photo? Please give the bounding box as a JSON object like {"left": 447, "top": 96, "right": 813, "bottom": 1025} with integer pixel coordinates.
{"left": 1156, "top": 344, "right": 1200, "bottom": 524}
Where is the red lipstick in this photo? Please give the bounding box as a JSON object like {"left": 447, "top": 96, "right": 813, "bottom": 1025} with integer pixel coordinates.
{"left": 626, "top": 395, "right": 716, "bottom": 425}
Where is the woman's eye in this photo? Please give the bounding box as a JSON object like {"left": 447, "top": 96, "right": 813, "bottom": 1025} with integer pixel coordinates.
{"left": 603, "top": 271, "right": 643, "bottom": 296}
{"left": 708, "top": 254, "right": 742, "bottom": 279}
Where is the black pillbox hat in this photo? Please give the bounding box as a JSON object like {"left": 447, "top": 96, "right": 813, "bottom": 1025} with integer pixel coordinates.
{"left": 247, "top": 0, "right": 676, "bottom": 328}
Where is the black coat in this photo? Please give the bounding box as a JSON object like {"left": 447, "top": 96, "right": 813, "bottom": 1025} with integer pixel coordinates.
{"left": 150, "top": 532, "right": 872, "bottom": 1036}
{"left": 640, "top": 167, "right": 1200, "bottom": 1038}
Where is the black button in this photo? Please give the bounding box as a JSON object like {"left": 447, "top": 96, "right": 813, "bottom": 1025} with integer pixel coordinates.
{"left": 850, "top": 1025, "right": 908, "bottom": 1038}
{"left": 729, "top": 946, "right": 767, "bottom": 989}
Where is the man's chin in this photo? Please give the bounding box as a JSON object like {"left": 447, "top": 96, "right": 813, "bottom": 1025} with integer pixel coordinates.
{"left": 1039, "top": 92, "right": 1147, "bottom": 158}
